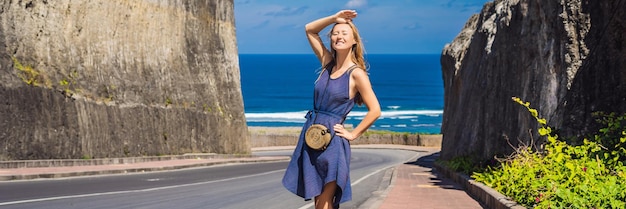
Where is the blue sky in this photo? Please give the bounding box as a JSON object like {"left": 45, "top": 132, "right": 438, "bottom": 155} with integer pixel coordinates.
{"left": 234, "top": 0, "right": 491, "bottom": 54}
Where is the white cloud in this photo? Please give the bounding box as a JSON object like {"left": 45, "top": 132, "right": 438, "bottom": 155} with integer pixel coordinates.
{"left": 263, "top": 6, "right": 309, "bottom": 17}
{"left": 345, "top": 0, "right": 367, "bottom": 8}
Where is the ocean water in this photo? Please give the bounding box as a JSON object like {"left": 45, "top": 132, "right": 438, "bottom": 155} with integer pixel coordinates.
{"left": 239, "top": 54, "right": 443, "bottom": 134}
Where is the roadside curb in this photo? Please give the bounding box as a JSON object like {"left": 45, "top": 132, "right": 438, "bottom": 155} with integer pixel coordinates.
{"left": 0, "top": 156, "right": 290, "bottom": 181}
{"left": 433, "top": 163, "right": 526, "bottom": 209}
{"left": 0, "top": 153, "right": 255, "bottom": 169}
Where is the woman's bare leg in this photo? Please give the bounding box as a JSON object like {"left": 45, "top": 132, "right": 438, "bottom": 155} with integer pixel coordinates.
{"left": 314, "top": 181, "right": 338, "bottom": 209}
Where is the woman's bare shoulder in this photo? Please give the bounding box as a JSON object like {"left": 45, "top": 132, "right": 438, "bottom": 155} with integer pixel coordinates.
{"left": 350, "top": 68, "right": 369, "bottom": 79}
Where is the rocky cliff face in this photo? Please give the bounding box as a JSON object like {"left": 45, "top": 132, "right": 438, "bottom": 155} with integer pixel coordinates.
{"left": 440, "top": 0, "right": 625, "bottom": 161}
{"left": 0, "top": 0, "right": 249, "bottom": 160}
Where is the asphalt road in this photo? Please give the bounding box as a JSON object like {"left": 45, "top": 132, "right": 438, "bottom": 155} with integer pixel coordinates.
{"left": 0, "top": 148, "right": 421, "bottom": 209}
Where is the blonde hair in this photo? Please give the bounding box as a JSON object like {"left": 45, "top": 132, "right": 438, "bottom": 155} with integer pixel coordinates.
{"left": 324, "top": 22, "right": 368, "bottom": 105}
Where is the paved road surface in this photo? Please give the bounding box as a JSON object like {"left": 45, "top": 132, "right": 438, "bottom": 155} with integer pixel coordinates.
{"left": 0, "top": 149, "right": 421, "bottom": 209}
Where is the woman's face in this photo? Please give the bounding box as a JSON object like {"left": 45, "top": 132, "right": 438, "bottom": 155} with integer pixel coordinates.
{"left": 330, "top": 24, "right": 356, "bottom": 51}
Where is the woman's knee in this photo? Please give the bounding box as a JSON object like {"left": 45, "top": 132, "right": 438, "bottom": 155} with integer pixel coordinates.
{"left": 322, "top": 181, "right": 337, "bottom": 195}
{"left": 315, "top": 181, "right": 338, "bottom": 208}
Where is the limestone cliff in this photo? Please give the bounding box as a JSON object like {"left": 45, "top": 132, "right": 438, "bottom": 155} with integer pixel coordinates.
{"left": 440, "top": 0, "right": 625, "bottom": 161}
{"left": 0, "top": 0, "right": 250, "bottom": 160}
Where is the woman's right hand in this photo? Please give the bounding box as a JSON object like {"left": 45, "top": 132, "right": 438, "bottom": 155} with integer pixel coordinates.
{"left": 334, "top": 10, "right": 357, "bottom": 24}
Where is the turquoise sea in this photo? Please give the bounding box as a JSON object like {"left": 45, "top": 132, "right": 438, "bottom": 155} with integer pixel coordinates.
{"left": 239, "top": 54, "right": 443, "bottom": 134}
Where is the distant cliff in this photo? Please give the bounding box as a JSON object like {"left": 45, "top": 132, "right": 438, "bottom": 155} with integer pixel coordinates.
{"left": 0, "top": 0, "right": 250, "bottom": 160}
{"left": 440, "top": 0, "right": 625, "bottom": 161}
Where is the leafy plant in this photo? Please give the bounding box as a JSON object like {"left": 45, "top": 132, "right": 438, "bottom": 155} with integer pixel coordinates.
{"left": 59, "top": 78, "right": 73, "bottom": 97}
{"left": 12, "top": 57, "right": 50, "bottom": 87}
{"left": 165, "top": 97, "right": 172, "bottom": 106}
{"left": 57, "top": 70, "right": 80, "bottom": 98}
{"left": 437, "top": 156, "right": 480, "bottom": 174}
{"left": 59, "top": 79, "right": 69, "bottom": 86}
{"left": 590, "top": 112, "right": 626, "bottom": 168}
{"left": 472, "top": 97, "right": 626, "bottom": 208}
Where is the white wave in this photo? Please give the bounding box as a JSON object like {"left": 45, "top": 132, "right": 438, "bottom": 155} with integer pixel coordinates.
{"left": 348, "top": 109, "right": 443, "bottom": 118}
{"left": 412, "top": 124, "right": 436, "bottom": 127}
{"left": 386, "top": 106, "right": 401, "bottom": 109}
{"left": 348, "top": 116, "right": 364, "bottom": 120}
{"left": 245, "top": 109, "right": 443, "bottom": 123}
{"left": 388, "top": 116, "right": 419, "bottom": 120}
{"left": 245, "top": 111, "right": 308, "bottom": 123}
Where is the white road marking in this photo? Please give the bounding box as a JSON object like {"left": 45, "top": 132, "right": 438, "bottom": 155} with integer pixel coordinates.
{"left": 0, "top": 170, "right": 283, "bottom": 206}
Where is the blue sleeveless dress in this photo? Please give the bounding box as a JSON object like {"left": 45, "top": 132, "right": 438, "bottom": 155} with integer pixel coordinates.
{"left": 282, "top": 65, "right": 357, "bottom": 207}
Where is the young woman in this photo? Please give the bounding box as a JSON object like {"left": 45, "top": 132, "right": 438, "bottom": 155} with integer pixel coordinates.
{"left": 282, "top": 10, "right": 381, "bottom": 209}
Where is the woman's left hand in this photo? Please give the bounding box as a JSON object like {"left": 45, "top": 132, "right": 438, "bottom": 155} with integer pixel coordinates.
{"left": 334, "top": 124, "right": 356, "bottom": 141}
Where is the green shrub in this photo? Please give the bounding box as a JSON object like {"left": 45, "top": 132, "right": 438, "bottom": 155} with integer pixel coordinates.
{"left": 590, "top": 112, "right": 626, "bottom": 168}
{"left": 472, "top": 97, "right": 626, "bottom": 208}
{"left": 437, "top": 156, "right": 482, "bottom": 174}
{"left": 12, "top": 57, "right": 51, "bottom": 87}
